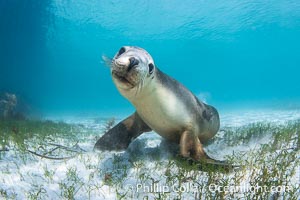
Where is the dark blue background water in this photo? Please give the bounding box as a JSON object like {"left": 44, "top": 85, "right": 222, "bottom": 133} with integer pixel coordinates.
{"left": 1, "top": 0, "right": 300, "bottom": 116}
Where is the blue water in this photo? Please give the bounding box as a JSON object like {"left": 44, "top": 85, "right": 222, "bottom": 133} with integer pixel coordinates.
{"left": 1, "top": 0, "right": 300, "bottom": 116}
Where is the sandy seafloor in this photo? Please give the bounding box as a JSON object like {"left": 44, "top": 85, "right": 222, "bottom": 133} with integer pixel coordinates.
{"left": 0, "top": 109, "right": 299, "bottom": 199}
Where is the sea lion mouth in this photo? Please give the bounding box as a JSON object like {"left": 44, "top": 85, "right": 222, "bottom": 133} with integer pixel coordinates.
{"left": 112, "top": 71, "right": 134, "bottom": 87}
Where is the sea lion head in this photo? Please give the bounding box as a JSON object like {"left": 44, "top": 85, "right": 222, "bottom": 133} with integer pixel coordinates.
{"left": 108, "top": 46, "right": 156, "bottom": 92}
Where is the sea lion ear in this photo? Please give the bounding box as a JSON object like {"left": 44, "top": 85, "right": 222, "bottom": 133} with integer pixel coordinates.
{"left": 148, "top": 63, "right": 154, "bottom": 74}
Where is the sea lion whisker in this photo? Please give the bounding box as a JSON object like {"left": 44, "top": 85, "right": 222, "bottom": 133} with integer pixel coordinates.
{"left": 135, "top": 82, "right": 140, "bottom": 96}
{"left": 137, "top": 74, "right": 144, "bottom": 95}
{"left": 134, "top": 73, "right": 145, "bottom": 96}
{"left": 102, "top": 55, "right": 113, "bottom": 68}
{"left": 140, "top": 73, "right": 146, "bottom": 93}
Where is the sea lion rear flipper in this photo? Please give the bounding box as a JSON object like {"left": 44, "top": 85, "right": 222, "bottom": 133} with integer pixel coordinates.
{"left": 94, "top": 112, "right": 152, "bottom": 151}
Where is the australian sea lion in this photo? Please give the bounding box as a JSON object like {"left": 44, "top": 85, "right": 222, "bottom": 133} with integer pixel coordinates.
{"left": 95, "top": 46, "right": 222, "bottom": 164}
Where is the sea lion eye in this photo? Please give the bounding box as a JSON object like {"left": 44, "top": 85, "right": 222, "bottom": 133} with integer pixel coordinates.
{"left": 117, "top": 47, "right": 126, "bottom": 56}
{"left": 148, "top": 63, "right": 154, "bottom": 74}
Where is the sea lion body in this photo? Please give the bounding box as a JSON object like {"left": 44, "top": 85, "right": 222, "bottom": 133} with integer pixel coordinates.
{"left": 130, "top": 68, "right": 219, "bottom": 144}
{"left": 95, "top": 46, "right": 220, "bottom": 162}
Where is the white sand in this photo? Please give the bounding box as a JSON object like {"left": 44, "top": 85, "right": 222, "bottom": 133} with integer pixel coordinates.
{"left": 0, "top": 109, "right": 299, "bottom": 199}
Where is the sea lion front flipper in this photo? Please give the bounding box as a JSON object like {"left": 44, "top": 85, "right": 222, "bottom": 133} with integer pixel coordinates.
{"left": 179, "top": 131, "right": 226, "bottom": 164}
{"left": 94, "top": 112, "right": 152, "bottom": 151}
{"left": 179, "top": 131, "right": 236, "bottom": 172}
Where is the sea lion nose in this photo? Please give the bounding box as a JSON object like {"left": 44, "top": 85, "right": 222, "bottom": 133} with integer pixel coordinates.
{"left": 127, "top": 57, "right": 139, "bottom": 71}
